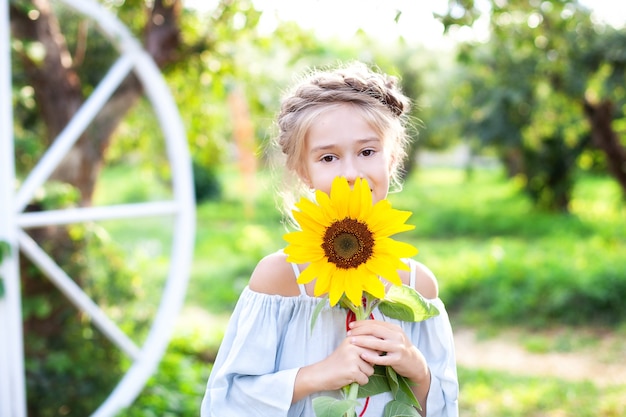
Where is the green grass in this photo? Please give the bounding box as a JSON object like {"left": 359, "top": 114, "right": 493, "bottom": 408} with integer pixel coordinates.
{"left": 93, "top": 163, "right": 626, "bottom": 326}
{"left": 392, "top": 168, "right": 626, "bottom": 327}
{"left": 458, "top": 367, "right": 626, "bottom": 417}
{"left": 92, "top": 163, "right": 626, "bottom": 416}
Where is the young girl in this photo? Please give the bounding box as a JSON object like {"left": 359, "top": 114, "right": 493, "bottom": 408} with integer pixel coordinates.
{"left": 201, "top": 62, "right": 458, "bottom": 417}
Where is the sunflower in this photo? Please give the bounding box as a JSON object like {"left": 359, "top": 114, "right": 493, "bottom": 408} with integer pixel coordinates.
{"left": 283, "top": 176, "right": 418, "bottom": 307}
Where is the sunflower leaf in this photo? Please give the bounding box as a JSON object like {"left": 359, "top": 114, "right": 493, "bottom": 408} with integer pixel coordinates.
{"left": 379, "top": 285, "right": 440, "bottom": 322}
{"left": 310, "top": 297, "right": 328, "bottom": 332}
{"left": 383, "top": 400, "right": 421, "bottom": 417}
{"left": 357, "top": 365, "right": 390, "bottom": 398}
{"left": 390, "top": 369, "right": 420, "bottom": 409}
{"left": 312, "top": 396, "right": 359, "bottom": 417}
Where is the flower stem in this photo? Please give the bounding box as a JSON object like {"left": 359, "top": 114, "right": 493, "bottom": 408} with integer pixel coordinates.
{"left": 344, "top": 381, "right": 360, "bottom": 417}
{"left": 344, "top": 302, "right": 369, "bottom": 417}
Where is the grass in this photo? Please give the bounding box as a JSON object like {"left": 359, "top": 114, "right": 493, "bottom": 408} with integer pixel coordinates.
{"left": 91, "top": 163, "right": 626, "bottom": 416}
{"left": 93, "top": 163, "right": 626, "bottom": 325}
{"left": 458, "top": 367, "right": 626, "bottom": 417}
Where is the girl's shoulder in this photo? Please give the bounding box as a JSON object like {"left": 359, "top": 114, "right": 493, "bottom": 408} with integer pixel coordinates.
{"left": 248, "top": 250, "right": 301, "bottom": 296}
{"left": 401, "top": 259, "right": 439, "bottom": 300}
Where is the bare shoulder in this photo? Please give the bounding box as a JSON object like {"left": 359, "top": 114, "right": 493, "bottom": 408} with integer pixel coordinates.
{"left": 410, "top": 260, "right": 439, "bottom": 300}
{"left": 248, "top": 250, "right": 301, "bottom": 296}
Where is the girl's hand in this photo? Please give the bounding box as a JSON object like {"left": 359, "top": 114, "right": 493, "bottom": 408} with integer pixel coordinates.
{"left": 293, "top": 335, "right": 378, "bottom": 403}
{"left": 347, "top": 320, "right": 430, "bottom": 385}
{"left": 318, "top": 336, "right": 378, "bottom": 390}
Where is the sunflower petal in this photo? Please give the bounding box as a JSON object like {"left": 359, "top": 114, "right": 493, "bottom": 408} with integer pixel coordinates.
{"left": 293, "top": 200, "right": 329, "bottom": 229}
{"left": 297, "top": 261, "right": 320, "bottom": 284}
{"left": 370, "top": 203, "right": 415, "bottom": 236}
{"left": 328, "top": 270, "right": 346, "bottom": 306}
{"left": 315, "top": 189, "right": 339, "bottom": 222}
{"left": 376, "top": 238, "right": 419, "bottom": 259}
{"left": 344, "top": 268, "right": 363, "bottom": 307}
{"left": 359, "top": 269, "right": 385, "bottom": 300}
{"left": 356, "top": 178, "right": 373, "bottom": 220}
{"left": 364, "top": 254, "right": 402, "bottom": 285}
{"left": 330, "top": 177, "right": 351, "bottom": 218}
{"left": 313, "top": 261, "right": 335, "bottom": 296}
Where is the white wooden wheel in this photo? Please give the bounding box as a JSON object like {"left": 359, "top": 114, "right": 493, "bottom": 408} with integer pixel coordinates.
{"left": 0, "top": 0, "right": 195, "bottom": 416}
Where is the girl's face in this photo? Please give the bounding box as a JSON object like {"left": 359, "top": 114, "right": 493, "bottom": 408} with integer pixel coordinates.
{"left": 300, "top": 103, "right": 392, "bottom": 203}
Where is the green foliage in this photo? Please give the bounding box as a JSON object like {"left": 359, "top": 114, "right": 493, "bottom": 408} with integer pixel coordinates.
{"left": 25, "top": 320, "right": 125, "bottom": 417}
{"left": 458, "top": 366, "right": 626, "bottom": 416}
{"left": 119, "top": 334, "right": 212, "bottom": 417}
{"left": 393, "top": 167, "right": 626, "bottom": 327}
{"left": 0, "top": 240, "right": 10, "bottom": 297}
{"left": 435, "top": 0, "right": 626, "bottom": 211}
{"left": 192, "top": 160, "right": 222, "bottom": 202}
{"left": 20, "top": 180, "right": 159, "bottom": 416}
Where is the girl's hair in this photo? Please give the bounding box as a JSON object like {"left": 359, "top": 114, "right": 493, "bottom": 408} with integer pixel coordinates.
{"left": 269, "top": 61, "right": 414, "bottom": 221}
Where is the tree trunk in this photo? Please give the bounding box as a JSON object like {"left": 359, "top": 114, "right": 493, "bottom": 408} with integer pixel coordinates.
{"left": 583, "top": 98, "right": 626, "bottom": 195}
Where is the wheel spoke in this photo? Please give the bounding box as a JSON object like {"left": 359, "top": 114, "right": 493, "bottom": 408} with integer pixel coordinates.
{"left": 17, "top": 201, "right": 180, "bottom": 229}
{"left": 17, "top": 230, "right": 141, "bottom": 360}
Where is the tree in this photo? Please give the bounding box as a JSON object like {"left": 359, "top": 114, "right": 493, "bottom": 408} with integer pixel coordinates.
{"left": 435, "top": 0, "right": 626, "bottom": 210}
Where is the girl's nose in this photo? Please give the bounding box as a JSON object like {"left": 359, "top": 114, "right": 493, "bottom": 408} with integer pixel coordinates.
{"left": 342, "top": 159, "right": 361, "bottom": 184}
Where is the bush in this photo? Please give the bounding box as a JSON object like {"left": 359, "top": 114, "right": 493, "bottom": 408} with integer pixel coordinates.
{"left": 193, "top": 160, "right": 222, "bottom": 203}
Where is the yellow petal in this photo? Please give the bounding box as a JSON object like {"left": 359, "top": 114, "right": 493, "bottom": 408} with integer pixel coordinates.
{"left": 369, "top": 203, "right": 414, "bottom": 236}
{"left": 344, "top": 268, "right": 364, "bottom": 307}
{"left": 293, "top": 200, "right": 329, "bottom": 229}
{"left": 330, "top": 177, "right": 351, "bottom": 218}
{"left": 364, "top": 254, "right": 403, "bottom": 285}
{"left": 376, "top": 238, "right": 419, "bottom": 259}
{"left": 285, "top": 248, "right": 324, "bottom": 264}
{"left": 356, "top": 178, "right": 373, "bottom": 220}
{"left": 297, "top": 261, "right": 320, "bottom": 284}
{"left": 328, "top": 270, "right": 346, "bottom": 306}
{"left": 359, "top": 269, "right": 385, "bottom": 299}
{"left": 315, "top": 189, "right": 339, "bottom": 221}
{"left": 313, "top": 261, "right": 335, "bottom": 296}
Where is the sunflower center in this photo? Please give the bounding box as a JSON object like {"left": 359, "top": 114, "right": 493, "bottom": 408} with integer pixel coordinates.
{"left": 322, "top": 218, "right": 374, "bottom": 269}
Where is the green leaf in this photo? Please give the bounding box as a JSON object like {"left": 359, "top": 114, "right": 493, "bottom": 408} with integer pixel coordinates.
{"left": 312, "top": 396, "right": 359, "bottom": 417}
{"left": 395, "top": 375, "right": 420, "bottom": 409}
{"left": 357, "top": 365, "right": 391, "bottom": 398}
{"left": 310, "top": 297, "right": 328, "bottom": 332}
{"left": 386, "top": 365, "right": 400, "bottom": 397}
{"left": 379, "top": 285, "right": 440, "bottom": 322}
{"left": 385, "top": 367, "right": 420, "bottom": 409}
{"left": 383, "top": 400, "right": 421, "bottom": 417}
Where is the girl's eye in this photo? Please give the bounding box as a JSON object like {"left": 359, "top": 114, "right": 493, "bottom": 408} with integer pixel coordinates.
{"left": 361, "top": 149, "right": 375, "bottom": 157}
{"left": 321, "top": 155, "right": 335, "bottom": 162}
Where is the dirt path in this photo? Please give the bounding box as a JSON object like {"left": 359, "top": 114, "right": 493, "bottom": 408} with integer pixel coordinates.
{"left": 454, "top": 326, "right": 626, "bottom": 387}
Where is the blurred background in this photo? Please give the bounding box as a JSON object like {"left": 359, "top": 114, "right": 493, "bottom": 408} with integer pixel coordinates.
{"left": 5, "top": 0, "right": 626, "bottom": 415}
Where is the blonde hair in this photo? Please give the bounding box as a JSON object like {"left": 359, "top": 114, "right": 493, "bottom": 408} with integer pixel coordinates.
{"left": 269, "top": 62, "right": 413, "bottom": 221}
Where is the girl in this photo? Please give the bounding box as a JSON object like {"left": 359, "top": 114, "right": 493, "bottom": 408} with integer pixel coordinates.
{"left": 201, "top": 62, "right": 458, "bottom": 416}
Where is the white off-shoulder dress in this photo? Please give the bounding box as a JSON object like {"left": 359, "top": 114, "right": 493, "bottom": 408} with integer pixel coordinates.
{"left": 201, "top": 260, "right": 459, "bottom": 417}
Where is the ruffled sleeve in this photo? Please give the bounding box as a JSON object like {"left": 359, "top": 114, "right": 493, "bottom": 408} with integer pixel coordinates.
{"left": 410, "top": 298, "right": 459, "bottom": 416}
{"left": 201, "top": 287, "right": 307, "bottom": 417}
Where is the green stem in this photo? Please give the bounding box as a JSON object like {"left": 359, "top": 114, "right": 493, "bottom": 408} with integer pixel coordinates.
{"left": 344, "top": 381, "right": 359, "bottom": 417}
{"left": 344, "top": 302, "right": 369, "bottom": 417}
